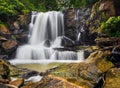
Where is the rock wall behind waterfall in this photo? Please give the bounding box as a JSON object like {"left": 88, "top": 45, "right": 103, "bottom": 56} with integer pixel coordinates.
{"left": 0, "top": 13, "right": 31, "bottom": 59}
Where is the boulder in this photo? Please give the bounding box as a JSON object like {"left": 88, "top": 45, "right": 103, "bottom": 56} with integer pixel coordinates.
{"left": 2, "top": 40, "right": 17, "bottom": 50}
{"left": 104, "top": 68, "right": 120, "bottom": 88}
{"left": 42, "top": 40, "right": 51, "bottom": 47}
{"left": 53, "top": 36, "right": 75, "bottom": 47}
{"left": 22, "top": 71, "right": 39, "bottom": 79}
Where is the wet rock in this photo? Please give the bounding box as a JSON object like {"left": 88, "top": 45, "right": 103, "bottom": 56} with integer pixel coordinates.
{"left": 104, "top": 68, "right": 120, "bottom": 88}
{"left": 25, "top": 75, "right": 42, "bottom": 82}
{"left": 22, "top": 71, "right": 39, "bottom": 79}
{"left": 110, "top": 46, "right": 120, "bottom": 66}
{"left": 53, "top": 36, "right": 75, "bottom": 47}
{"left": 9, "top": 78, "right": 24, "bottom": 88}
{"left": 42, "top": 40, "right": 51, "bottom": 47}
{"left": 2, "top": 40, "right": 17, "bottom": 50}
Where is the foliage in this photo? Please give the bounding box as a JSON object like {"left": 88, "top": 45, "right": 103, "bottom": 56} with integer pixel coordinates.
{"left": 56, "top": 0, "right": 99, "bottom": 10}
{"left": 0, "top": 0, "right": 25, "bottom": 21}
{"left": 100, "top": 16, "right": 120, "bottom": 37}
{"left": 0, "top": 0, "right": 99, "bottom": 22}
{"left": 44, "top": 0, "right": 58, "bottom": 11}
{"left": 19, "top": 0, "right": 46, "bottom": 11}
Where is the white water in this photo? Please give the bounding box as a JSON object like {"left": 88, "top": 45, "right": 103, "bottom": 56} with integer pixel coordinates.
{"left": 11, "top": 11, "right": 84, "bottom": 64}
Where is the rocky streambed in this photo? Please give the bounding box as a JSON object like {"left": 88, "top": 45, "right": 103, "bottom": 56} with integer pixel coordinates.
{"left": 0, "top": 37, "right": 120, "bottom": 88}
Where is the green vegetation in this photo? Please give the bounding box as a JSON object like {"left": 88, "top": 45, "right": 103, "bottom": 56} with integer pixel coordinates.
{"left": 0, "top": 0, "right": 99, "bottom": 24}
{"left": 57, "top": 0, "right": 99, "bottom": 9}
{"left": 0, "top": 0, "right": 26, "bottom": 21}
{"left": 100, "top": 16, "right": 120, "bottom": 37}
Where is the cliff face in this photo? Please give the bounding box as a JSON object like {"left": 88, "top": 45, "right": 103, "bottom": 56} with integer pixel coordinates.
{"left": 64, "top": 0, "right": 120, "bottom": 45}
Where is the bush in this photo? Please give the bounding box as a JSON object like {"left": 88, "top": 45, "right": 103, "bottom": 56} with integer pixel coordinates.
{"left": 100, "top": 16, "right": 120, "bottom": 37}
{"left": 0, "top": 0, "right": 25, "bottom": 21}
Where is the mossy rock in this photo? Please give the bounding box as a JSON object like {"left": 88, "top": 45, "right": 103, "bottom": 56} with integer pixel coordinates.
{"left": 0, "top": 60, "right": 19, "bottom": 76}
{"left": 0, "top": 62, "right": 10, "bottom": 78}
{"left": 104, "top": 68, "right": 120, "bottom": 88}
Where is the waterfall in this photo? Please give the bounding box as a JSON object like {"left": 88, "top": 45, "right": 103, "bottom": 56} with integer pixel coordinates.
{"left": 11, "top": 11, "right": 84, "bottom": 64}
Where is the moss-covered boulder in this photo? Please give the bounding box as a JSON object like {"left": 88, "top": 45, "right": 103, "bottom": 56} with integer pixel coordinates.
{"left": 103, "top": 68, "right": 120, "bottom": 88}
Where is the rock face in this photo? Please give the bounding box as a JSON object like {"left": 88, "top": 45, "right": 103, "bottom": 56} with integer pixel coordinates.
{"left": 64, "top": 8, "right": 92, "bottom": 45}
{"left": 0, "top": 13, "right": 30, "bottom": 59}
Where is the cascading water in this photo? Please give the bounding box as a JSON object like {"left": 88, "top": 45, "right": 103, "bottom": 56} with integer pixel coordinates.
{"left": 11, "top": 11, "right": 84, "bottom": 64}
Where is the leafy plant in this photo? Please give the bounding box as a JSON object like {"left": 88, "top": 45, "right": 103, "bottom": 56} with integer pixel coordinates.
{"left": 100, "top": 16, "right": 120, "bottom": 37}
{"left": 0, "top": 0, "right": 25, "bottom": 21}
